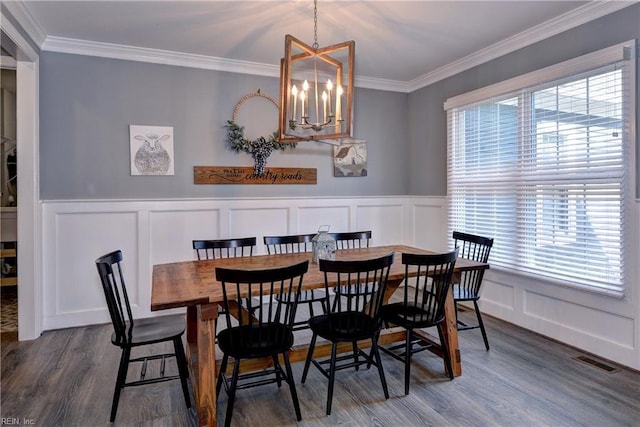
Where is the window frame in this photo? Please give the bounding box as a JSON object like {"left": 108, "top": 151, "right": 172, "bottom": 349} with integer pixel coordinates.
{"left": 444, "top": 40, "right": 636, "bottom": 298}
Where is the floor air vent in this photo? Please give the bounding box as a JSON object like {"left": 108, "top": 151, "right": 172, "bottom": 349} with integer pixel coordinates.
{"left": 574, "top": 355, "right": 620, "bottom": 373}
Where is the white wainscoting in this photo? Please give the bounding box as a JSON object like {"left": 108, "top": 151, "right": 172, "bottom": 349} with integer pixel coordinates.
{"left": 40, "top": 196, "right": 640, "bottom": 369}
{"left": 41, "top": 196, "right": 447, "bottom": 330}
{"left": 479, "top": 200, "right": 640, "bottom": 369}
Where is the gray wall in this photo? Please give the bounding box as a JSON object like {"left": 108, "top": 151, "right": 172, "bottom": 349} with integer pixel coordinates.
{"left": 39, "top": 53, "right": 409, "bottom": 200}
{"left": 37, "top": 4, "right": 640, "bottom": 200}
{"left": 408, "top": 3, "right": 640, "bottom": 196}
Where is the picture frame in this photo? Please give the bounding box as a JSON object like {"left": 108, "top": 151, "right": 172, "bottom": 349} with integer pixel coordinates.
{"left": 129, "top": 125, "right": 174, "bottom": 176}
{"left": 333, "top": 139, "right": 367, "bottom": 177}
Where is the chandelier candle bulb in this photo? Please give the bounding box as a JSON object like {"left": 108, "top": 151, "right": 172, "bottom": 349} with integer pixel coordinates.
{"left": 292, "top": 85, "right": 298, "bottom": 121}
{"left": 303, "top": 80, "right": 309, "bottom": 118}
{"left": 300, "top": 89, "right": 306, "bottom": 119}
{"left": 327, "top": 79, "right": 333, "bottom": 115}
{"left": 336, "top": 85, "right": 343, "bottom": 122}
{"left": 322, "top": 91, "right": 327, "bottom": 122}
{"left": 314, "top": 78, "right": 319, "bottom": 123}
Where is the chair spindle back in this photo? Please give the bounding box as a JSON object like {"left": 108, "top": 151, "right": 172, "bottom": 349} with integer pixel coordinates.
{"left": 193, "top": 237, "right": 256, "bottom": 260}
{"left": 452, "top": 231, "right": 493, "bottom": 298}
{"left": 95, "top": 250, "right": 134, "bottom": 344}
{"left": 400, "top": 249, "right": 459, "bottom": 326}
{"left": 216, "top": 261, "right": 309, "bottom": 341}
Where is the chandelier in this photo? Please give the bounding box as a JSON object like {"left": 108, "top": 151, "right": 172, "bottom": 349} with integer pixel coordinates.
{"left": 279, "top": 0, "right": 355, "bottom": 143}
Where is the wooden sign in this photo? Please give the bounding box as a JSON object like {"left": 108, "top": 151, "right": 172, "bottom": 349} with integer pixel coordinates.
{"left": 194, "top": 166, "right": 317, "bottom": 185}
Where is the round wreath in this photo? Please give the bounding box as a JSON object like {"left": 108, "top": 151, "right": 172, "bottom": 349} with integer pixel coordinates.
{"left": 225, "top": 91, "right": 296, "bottom": 176}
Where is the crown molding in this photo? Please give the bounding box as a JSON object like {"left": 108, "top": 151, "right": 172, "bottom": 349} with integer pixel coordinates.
{"left": 28, "top": 0, "right": 637, "bottom": 93}
{"left": 42, "top": 36, "right": 281, "bottom": 77}
{"left": 406, "top": 0, "right": 636, "bottom": 92}
{"left": 355, "top": 75, "right": 408, "bottom": 92}
{"left": 2, "top": 0, "right": 46, "bottom": 48}
{"left": 42, "top": 35, "right": 409, "bottom": 92}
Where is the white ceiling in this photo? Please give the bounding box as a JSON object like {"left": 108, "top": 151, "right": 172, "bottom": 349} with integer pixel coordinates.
{"left": 11, "top": 1, "right": 634, "bottom": 89}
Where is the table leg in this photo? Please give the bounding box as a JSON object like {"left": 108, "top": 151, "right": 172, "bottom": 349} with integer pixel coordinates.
{"left": 186, "top": 305, "right": 197, "bottom": 345}
{"left": 188, "top": 303, "right": 218, "bottom": 427}
{"left": 382, "top": 277, "right": 403, "bottom": 304}
{"left": 440, "top": 286, "right": 461, "bottom": 376}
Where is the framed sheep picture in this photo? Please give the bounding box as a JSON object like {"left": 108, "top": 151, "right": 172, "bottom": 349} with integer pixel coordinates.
{"left": 333, "top": 139, "right": 367, "bottom": 177}
{"left": 129, "top": 125, "right": 175, "bottom": 175}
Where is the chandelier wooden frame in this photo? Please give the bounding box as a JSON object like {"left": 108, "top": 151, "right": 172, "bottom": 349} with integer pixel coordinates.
{"left": 279, "top": 34, "right": 355, "bottom": 143}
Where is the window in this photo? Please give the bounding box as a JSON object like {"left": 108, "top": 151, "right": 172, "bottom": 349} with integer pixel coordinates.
{"left": 445, "top": 41, "right": 635, "bottom": 297}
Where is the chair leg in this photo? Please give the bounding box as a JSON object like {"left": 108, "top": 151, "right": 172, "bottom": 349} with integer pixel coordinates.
{"left": 352, "top": 341, "right": 360, "bottom": 371}
{"left": 308, "top": 301, "right": 315, "bottom": 317}
{"left": 110, "top": 347, "right": 131, "bottom": 422}
{"left": 320, "top": 300, "right": 327, "bottom": 314}
{"left": 301, "top": 333, "right": 317, "bottom": 383}
{"left": 217, "top": 354, "right": 228, "bottom": 398}
{"left": 404, "top": 328, "right": 413, "bottom": 395}
{"left": 272, "top": 355, "right": 282, "bottom": 387}
{"left": 282, "top": 352, "right": 302, "bottom": 421}
{"left": 326, "top": 343, "right": 338, "bottom": 415}
{"left": 173, "top": 337, "right": 192, "bottom": 408}
{"left": 436, "top": 324, "right": 454, "bottom": 380}
{"left": 473, "top": 300, "right": 490, "bottom": 350}
{"left": 223, "top": 360, "right": 241, "bottom": 427}
{"left": 371, "top": 337, "right": 389, "bottom": 400}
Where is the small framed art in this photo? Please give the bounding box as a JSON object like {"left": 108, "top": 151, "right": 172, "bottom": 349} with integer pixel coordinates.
{"left": 333, "top": 139, "right": 367, "bottom": 177}
{"left": 129, "top": 125, "right": 174, "bottom": 175}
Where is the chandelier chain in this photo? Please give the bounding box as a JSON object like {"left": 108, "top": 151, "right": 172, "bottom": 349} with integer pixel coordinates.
{"left": 312, "top": 0, "right": 319, "bottom": 50}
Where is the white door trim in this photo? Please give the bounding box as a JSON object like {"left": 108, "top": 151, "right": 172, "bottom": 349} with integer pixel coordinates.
{"left": 1, "top": 8, "right": 42, "bottom": 340}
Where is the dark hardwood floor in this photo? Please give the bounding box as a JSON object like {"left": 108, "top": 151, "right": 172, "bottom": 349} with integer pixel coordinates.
{"left": 2, "top": 308, "right": 639, "bottom": 426}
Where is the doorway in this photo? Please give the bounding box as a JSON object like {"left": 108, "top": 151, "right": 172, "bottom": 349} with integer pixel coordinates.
{"left": 1, "top": 60, "right": 18, "bottom": 341}
{"left": 0, "top": 11, "right": 40, "bottom": 342}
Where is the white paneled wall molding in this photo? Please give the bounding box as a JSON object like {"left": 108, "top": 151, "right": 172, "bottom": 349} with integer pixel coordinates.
{"left": 41, "top": 196, "right": 639, "bottom": 369}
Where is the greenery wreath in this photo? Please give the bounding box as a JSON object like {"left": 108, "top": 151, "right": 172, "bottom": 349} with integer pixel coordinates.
{"left": 225, "top": 91, "right": 296, "bottom": 176}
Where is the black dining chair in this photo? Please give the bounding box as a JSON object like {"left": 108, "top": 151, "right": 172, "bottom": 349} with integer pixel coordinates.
{"left": 452, "top": 231, "right": 494, "bottom": 350}
{"left": 95, "top": 250, "right": 191, "bottom": 422}
{"left": 380, "top": 249, "right": 458, "bottom": 395}
{"left": 215, "top": 260, "right": 309, "bottom": 427}
{"left": 301, "top": 252, "right": 394, "bottom": 415}
{"left": 264, "top": 233, "right": 328, "bottom": 331}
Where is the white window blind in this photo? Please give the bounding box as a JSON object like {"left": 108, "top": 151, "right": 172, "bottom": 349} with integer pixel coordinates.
{"left": 446, "top": 41, "right": 635, "bottom": 297}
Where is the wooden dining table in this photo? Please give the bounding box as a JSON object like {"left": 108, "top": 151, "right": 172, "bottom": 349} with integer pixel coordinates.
{"left": 152, "top": 244, "right": 489, "bottom": 427}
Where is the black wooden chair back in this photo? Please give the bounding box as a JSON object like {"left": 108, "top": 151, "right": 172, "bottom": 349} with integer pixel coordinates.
{"left": 214, "top": 261, "right": 309, "bottom": 427}
{"left": 397, "top": 250, "right": 459, "bottom": 328}
{"left": 193, "top": 237, "right": 258, "bottom": 331}
{"left": 264, "top": 233, "right": 327, "bottom": 330}
{"left": 264, "top": 233, "right": 316, "bottom": 254}
{"left": 452, "top": 231, "right": 493, "bottom": 298}
{"left": 330, "top": 230, "right": 372, "bottom": 249}
{"left": 95, "top": 250, "right": 133, "bottom": 344}
{"left": 192, "top": 237, "right": 256, "bottom": 260}
{"left": 216, "top": 261, "right": 309, "bottom": 334}
{"left": 325, "top": 254, "right": 392, "bottom": 320}
{"left": 330, "top": 230, "right": 373, "bottom": 304}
